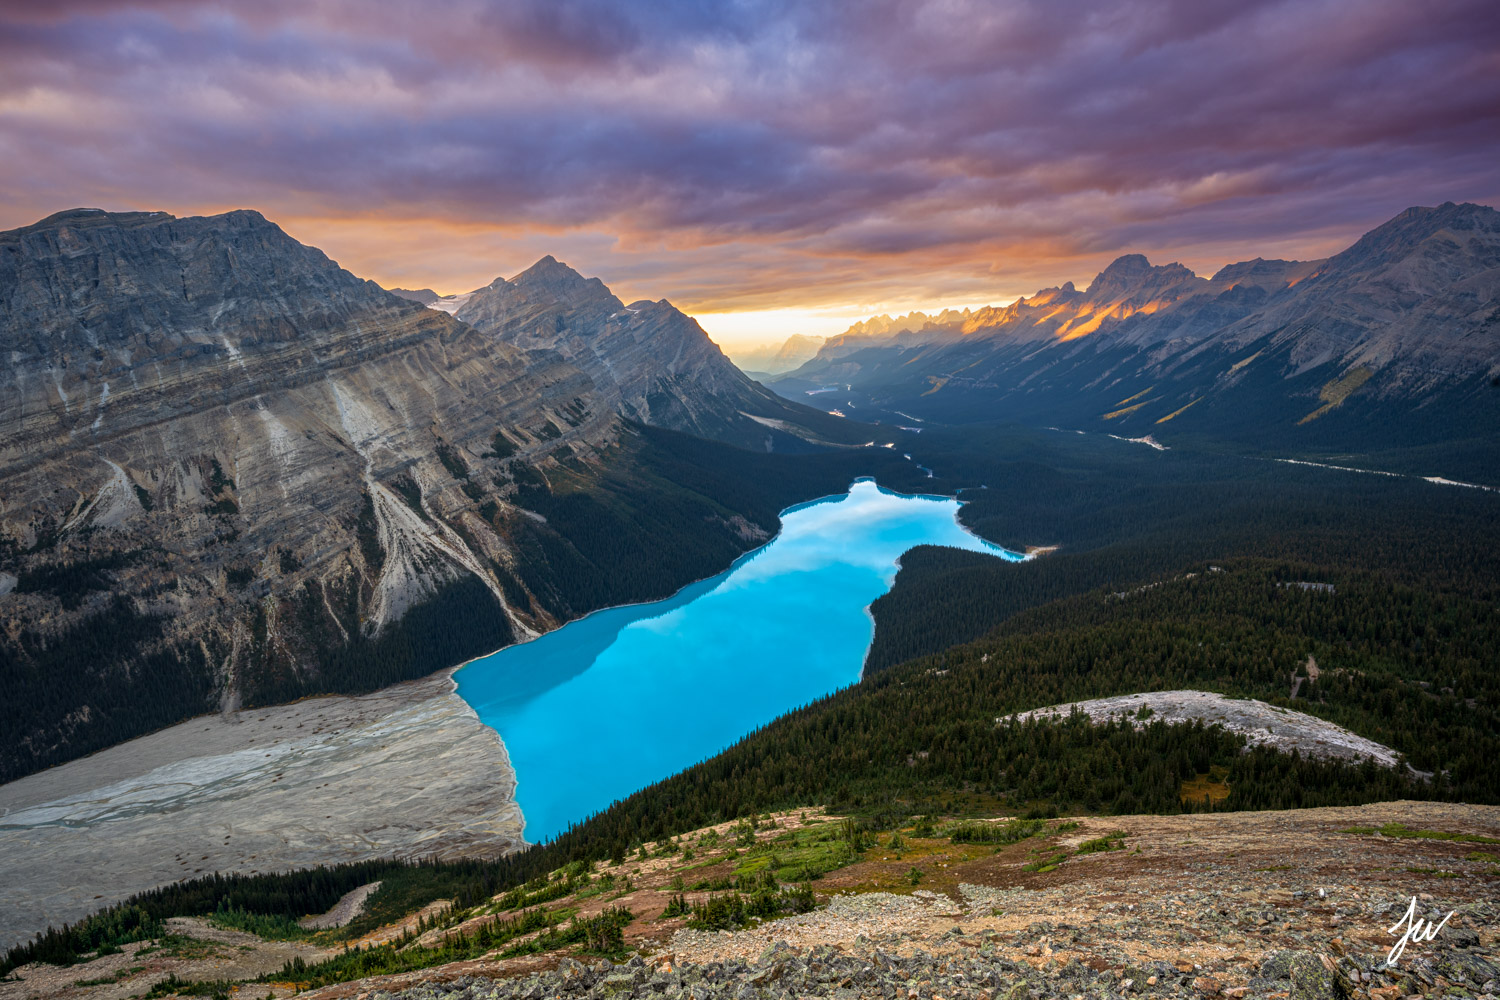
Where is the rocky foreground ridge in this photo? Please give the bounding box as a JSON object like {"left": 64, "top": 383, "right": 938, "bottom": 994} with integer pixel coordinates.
{"left": 5, "top": 801, "right": 1494, "bottom": 1000}
{"left": 0, "top": 207, "right": 847, "bottom": 783}
{"left": 300, "top": 802, "right": 1500, "bottom": 1000}
{"left": 370, "top": 934, "right": 1498, "bottom": 1000}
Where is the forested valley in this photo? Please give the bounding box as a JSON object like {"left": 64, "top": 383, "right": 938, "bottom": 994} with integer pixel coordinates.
{"left": 11, "top": 420, "right": 1498, "bottom": 975}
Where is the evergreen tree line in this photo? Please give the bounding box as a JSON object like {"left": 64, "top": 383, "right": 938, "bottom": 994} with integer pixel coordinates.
{"left": 865, "top": 422, "right": 1500, "bottom": 670}
{"left": 500, "top": 424, "right": 926, "bottom": 621}
{"left": 0, "top": 599, "right": 214, "bottom": 784}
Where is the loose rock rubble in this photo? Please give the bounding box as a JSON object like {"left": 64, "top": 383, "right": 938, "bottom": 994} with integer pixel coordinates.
{"left": 358, "top": 879, "right": 1500, "bottom": 1000}
{"left": 7, "top": 802, "right": 1497, "bottom": 1000}
{"left": 355, "top": 931, "right": 1500, "bottom": 1000}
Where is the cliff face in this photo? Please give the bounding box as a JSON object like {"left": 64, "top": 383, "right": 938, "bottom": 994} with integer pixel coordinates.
{"left": 0, "top": 209, "right": 835, "bottom": 783}
{"left": 3, "top": 213, "right": 625, "bottom": 489}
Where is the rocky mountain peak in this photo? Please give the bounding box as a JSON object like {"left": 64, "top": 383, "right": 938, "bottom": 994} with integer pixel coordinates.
{"left": 0, "top": 208, "right": 177, "bottom": 244}
{"left": 1313, "top": 201, "right": 1500, "bottom": 286}
{"left": 452, "top": 260, "right": 831, "bottom": 447}
{"left": 1210, "top": 257, "right": 1286, "bottom": 282}
{"left": 1085, "top": 254, "right": 1202, "bottom": 303}
{"left": 771, "top": 200, "right": 1500, "bottom": 449}
{"left": 1208, "top": 202, "right": 1500, "bottom": 379}
{"left": 1023, "top": 282, "right": 1081, "bottom": 308}
{"left": 1092, "top": 252, "right": 1151, "bottom": 278}
{"left": 509, "top": 255, "right": 619, "bottom": 310}
{"left": 1205, "top": 257, "right": 1320, "bottom": 294}
{"left": 0, "top": 207, "right": 423, "bottom": 375}
{"left": 455, "top": 257, "right": 623, "bottom": 351}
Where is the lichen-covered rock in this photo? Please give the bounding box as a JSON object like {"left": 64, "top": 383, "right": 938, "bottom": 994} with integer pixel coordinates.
{"left": 1433, "top": 950, "right": 1500, "bottom": 986}
{"left": 1287, "top": 952, "right": 1354, "bottom": 1000}
{"left": 1258, "top": 950, "right": 1301, "bottom": 980}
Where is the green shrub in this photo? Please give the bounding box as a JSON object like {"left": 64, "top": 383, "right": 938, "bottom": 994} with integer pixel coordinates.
{"left": 1075, "top": 832, "right": 1129, "bottom": 855}
{"left": 948, "top": 819, "right": 1045, "bottom": 845}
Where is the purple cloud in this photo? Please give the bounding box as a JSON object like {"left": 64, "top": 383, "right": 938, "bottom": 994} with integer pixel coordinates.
{"left": 0, "top": 0, "right": 1496, "bottom": 313}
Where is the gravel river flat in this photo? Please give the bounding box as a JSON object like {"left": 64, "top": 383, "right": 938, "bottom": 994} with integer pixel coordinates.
{"left": 0, "top": 671, "right": 523, "bottom": 951}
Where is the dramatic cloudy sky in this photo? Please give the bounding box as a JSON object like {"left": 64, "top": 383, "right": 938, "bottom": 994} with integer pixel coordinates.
{"left": 1, "top": 0, "right": 1497, "bottom": 346}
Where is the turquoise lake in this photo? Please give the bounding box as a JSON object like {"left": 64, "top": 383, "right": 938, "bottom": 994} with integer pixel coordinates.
{"left": 454, "top": 478, "right": 1023, "bottom": 843}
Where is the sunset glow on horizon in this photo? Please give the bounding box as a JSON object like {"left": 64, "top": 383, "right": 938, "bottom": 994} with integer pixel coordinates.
{"left": 2, "top": 1, "right": 1497, "bottom": 350}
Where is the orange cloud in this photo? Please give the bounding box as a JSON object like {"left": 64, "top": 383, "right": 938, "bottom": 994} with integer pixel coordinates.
{"left": 0, "top": 0, "right": 1495, "bottom": 328}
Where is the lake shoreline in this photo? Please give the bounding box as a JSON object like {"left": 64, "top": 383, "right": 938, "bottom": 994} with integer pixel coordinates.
{"left": 456, "top": 478, "right": 1024, "bottom": 843}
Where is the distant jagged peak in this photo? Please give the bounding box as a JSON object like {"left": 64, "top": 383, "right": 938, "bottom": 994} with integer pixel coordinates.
{"left": 942, "top": 260, "right": 1206, "bottom": 344}
{"left": 836, "top": 309, "right": 969, "bottom": 342}
{"left": 1024, "top": 281, "right": 1079, "bottom": 307}
{"left": 1210, "top": 257, "right": 1296, "bottom": 282}
{"left": 927, "top": 307, "right": 974, "bottom": 328}
{"left": 1085, "top": 253, "right": 1202, "bottom": 303}
{"left": 958, "top": 283, "right": 1077, "bottom": 339}
{"left": 729, "top": 333, "right": 827, "bottom": 375}
{"left": 968, "top": 281, "right": 1080, "bottom": 325}
{"left": 792, "top": 199, "right": 1499, "bottom": 384}
{"left": 776, "top": 333, "right": 824, "bottom": 351}
{"left": 814, "top": 248, "right": 1303, "bottom": 354}
{"left": 837, "top": 314, "right": 892, "bottom": 338}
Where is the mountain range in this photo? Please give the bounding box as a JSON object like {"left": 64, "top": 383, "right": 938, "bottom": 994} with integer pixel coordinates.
{"left": 769, "top": 202, "right": 1500, "bottom": 470}
{"left": 3, "top": 201, "right": 1500, "bottom": 995}
{"left": 3, "top": 201, "right": 1496, "bottom": 785}
{"left": 0, "top": 208, "right": 868, "bottom": 783}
